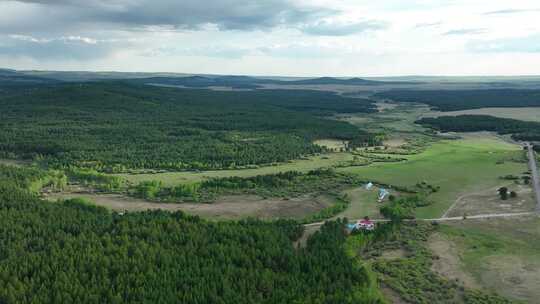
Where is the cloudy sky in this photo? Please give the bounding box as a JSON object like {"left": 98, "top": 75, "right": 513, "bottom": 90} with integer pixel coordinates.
{"left": 1, "top": 0, "right": 539, "bottom": 76}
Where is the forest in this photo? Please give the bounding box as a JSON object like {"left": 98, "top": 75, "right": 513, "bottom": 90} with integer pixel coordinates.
{"left": 376, "top": 89, "right": 540, "bottom": 111}
{"left": 0, "top": 164, "right": 384, "bottom": 303}
{"left": 417, "top": 115, "right": 540, "bottom": 142}
{"left": 0, "top": 82, "right": 378, "bottom": 172}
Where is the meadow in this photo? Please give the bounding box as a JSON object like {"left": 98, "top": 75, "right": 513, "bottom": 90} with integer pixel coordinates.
{"left": 439, "top": 217, "right": 540, "bottom": 303}
{"left": 339, "top": 136, "right": 526, "bottom": 218}
{"left": 116, "top": 152, "right": 355, "bottom": 186}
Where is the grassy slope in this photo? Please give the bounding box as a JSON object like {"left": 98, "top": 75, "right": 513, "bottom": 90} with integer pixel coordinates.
{"left": 338, "top": 137, "right": 526, "bottom": 218}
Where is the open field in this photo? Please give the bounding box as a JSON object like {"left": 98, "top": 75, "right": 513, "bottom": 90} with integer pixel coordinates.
{"left": 45, "top": 192, "right": 335, "bottom": 220}
{"left": 116, "top": 152, "right": 354, "bottom": 186}
{"left": 335, "top": 187, "right": 384, "bottom": 220}
{"left": 337, "top": 103, "right": 431, "bottom": 134}
{"left": 424, "top": 107, "right": 540, "bottom": 122}
{"left": 439, "top": 216, "right": 540, "bottom": 303}
{"left": 446, "top": 182, "right": 536, "bottom": 217}
{"left": 338, "top": 136, "right": 527, "bottom": 218}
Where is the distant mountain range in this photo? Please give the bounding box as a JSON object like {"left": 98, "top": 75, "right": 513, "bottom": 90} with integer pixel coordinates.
{"left": 131, "top": 75, "right": 418, "bottom": 89}
{"left": 0, "top": 69, "right": 61, "bottom": 86}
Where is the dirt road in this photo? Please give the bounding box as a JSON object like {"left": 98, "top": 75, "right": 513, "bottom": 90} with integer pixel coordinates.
{"left": 526, "top": 143, "right": 540, "bottom": 212}
{"left": 304, "top": 212, "right": 537, "bottom": 227}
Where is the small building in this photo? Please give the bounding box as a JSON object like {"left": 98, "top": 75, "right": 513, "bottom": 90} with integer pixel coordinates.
{"left": 378, "top": 188, "right": 390, "bottom": 202}
{"left": 346, "top": 217, "right": 375, "bottom": 231}
{"left": 365, "top": 182, "right": 374, "bottom": 190}
{"left": 357, "top": 218, "right": 375, "bottom": 231}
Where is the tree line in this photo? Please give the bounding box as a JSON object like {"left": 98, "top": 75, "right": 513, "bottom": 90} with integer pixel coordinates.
{"left": 376, "top": 89, "right": 540, "bottom": 111}
{"left": 417, "top": 115, "right": 540, "bottom": 142}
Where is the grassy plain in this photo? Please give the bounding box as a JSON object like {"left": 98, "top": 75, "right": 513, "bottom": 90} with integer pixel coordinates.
{"left": 336, "top": 187, "right": 383, "bottom": 220}
{"left": 425, "top": 107, "right": 540, "bottom": 122}
{"left": 45, "top": 192, "right": 335, "bottom": 221}
{"left": 116, "top": 152, "right": 354, "bottom": 186}
{"left": 439, "top": 217, "right": 540, "bottom": 303}
{"left": 338, "top": 136, "right": 527, "bottom": 218}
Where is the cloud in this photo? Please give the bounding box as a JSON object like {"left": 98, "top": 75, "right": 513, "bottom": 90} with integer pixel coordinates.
{"left": 140, "top": 45, "right": 251, "bottom": 59}
{"left": 443, "top": 28, "right": 487, "bottom": 36}
{"left": 5, "top": 0, "right": 338, "bottom": 32}
{"left": 300, "top": 20, "right": 387, "bottom": 36}
{"left": 415, "top": 22, "right": 442, "bottom": 28}
{"left": 484, "top": 8, "right": 540, "bottom": 15}
{"left": 0, "top": 34, "right": 123, "bottom": 60}
{"left": 468, "top": 34, "right": 540, "bottom": 53}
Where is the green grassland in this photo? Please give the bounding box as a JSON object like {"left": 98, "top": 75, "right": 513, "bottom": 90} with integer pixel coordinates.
{"left": 339, "top": 136, "right": 526, "bottom": 218}
{"left": 439, "top": 217, "right": 540, "bottom": 303}
{"left": 117, "top": 152, "right": 355, "bottom": 186}
{"left": 337, "top": 187, "right": 382, "bottom": 220}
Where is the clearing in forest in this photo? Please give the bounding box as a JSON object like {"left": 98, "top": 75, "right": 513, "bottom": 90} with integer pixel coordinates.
{"left": 115, "top": 152, "right": 354, "bottom": 187}
{"left": 45, "top": 192, "right": 335, "bottom": 220}
{"left": 339, "top": 136, "right": 527, "bottom": 218}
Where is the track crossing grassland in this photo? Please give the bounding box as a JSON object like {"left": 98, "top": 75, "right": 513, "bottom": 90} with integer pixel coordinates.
{"left": 338, "top": 136, "right": 527, "bottom": 218}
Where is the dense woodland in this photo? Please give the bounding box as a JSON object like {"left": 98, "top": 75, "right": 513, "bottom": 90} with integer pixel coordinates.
{"left": 417, "top": 115, "right": 540, "bottom": 142}
{"left": 376, "top": 89, "right": 540, "bottom": 111}
{"left": 0, "top": 164, "right": 385, "bottom": 303}
{"left": 0, "top": 82, "right": 378, "bottom": 172}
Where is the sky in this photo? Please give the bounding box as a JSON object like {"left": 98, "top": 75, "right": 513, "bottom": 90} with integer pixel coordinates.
{"left": 0, "top": 0, "right": 539, "bottom": 76}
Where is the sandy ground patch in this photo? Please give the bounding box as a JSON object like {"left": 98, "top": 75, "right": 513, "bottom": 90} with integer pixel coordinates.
{"left": 45, "top": 192, "right": 333, "bottom": 220}
{"left": 428, "top": 233, "right": 480, "bottom": 289}
{"left": 380, "top": 248, "right": 407, "bottom": 260}
{"left": 381, "top": 285, "right": 408, "bottom": 304}
{"left": 383, "top": 138, "right": 406, "bottom": 148}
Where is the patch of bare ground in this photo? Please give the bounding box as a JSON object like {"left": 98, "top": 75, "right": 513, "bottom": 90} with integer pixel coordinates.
{"left": 447, "top": 183, "right": 536, "bottom": 217}
{"left": 428, "top": 233, "right": 480, "bottom": 289}
{"left": 380, "top": 285, "right": 408, "bottom": 304}
{"left": 294, "top": 225, "right": 320, "bottom": 249}
{"left": 45, "top": 192, "right": 333, "bottom": 220}
{"left": 380, "top": 248, "right": 407, "bottom": 260}
{"left": 383, "top": 138, "right": 406, "bottom": 148}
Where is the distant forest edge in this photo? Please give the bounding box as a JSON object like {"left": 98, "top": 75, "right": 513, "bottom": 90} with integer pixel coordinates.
{"left": 0, "top": 82, "right": 380, "bottom": 172}
{"left": 0, "top": 68, "right": 417, "bottom": 89}
{"left": 376, "top": 89, "right": 540, "bottom": 111}
{"left": 417, "top": 115, "right": 540, "bottom": 147}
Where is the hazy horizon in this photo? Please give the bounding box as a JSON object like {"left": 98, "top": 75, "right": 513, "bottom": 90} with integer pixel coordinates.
{"left": 1, "top": 0, "right": 539, "bottom": 76}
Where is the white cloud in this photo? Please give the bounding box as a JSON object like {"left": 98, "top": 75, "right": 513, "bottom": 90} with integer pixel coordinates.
{"left": 0, "top": 0, "right": 540, "bottom": 75}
